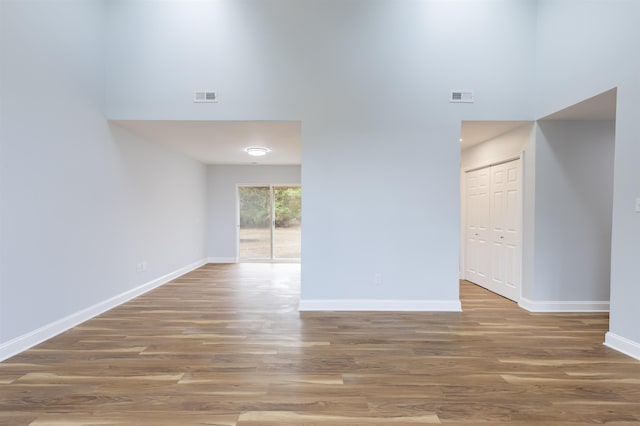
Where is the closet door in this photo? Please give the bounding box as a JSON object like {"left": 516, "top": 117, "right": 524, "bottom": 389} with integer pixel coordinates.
{"left": 489, "top": 160, "right": 520, "bottom": 301}
{"left": 465, "top": 159, "right": 521, "bottom": 302}
{"left": 465, "top": 168, "right": 491, "bottom": 287}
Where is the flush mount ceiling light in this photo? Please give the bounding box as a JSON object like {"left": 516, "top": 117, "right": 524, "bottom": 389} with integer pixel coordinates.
{"left": 244, "top": 147, "right": 270, "bottom": 157}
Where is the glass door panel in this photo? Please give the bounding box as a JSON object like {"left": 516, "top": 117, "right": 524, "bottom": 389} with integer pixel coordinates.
{"left": 273, "top": 186, "right": 302, "bottom": 259}
{"left": 238, "top": 186, "right": 272, "bottom": 260}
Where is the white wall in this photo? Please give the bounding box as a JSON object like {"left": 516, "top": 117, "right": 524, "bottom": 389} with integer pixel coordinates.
{"left": 535, "top": 0, "right": 640, "bottom": 357}
{"left": 207, "top": 165, "right": 301, "bottom": 260}
{"left": 106, "top": 0, "right": 537, "bottom": 309}
{"left": 0, "top": 1, "right": 207, "bottom": 357}
{"left": 532, "top": 120, "right": 615, "bottom": 303}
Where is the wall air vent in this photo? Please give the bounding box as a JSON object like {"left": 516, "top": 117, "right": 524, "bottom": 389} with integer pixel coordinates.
{"left": 194, "top": 91, "right": 217, "bottom": 103}
{"left": 450, "top": 90, "right": 474, "bottom": 103}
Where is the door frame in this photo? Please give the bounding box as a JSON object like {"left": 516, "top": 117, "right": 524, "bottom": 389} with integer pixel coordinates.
{"left": 460, "top": 153, "right": 524, "bottom": 302}
{"left": 236, "top": 183, "right": 302, "bottom": 263}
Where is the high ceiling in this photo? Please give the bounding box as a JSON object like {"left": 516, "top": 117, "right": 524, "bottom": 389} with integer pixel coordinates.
{"left": 111, "top": 120, "right": 302, "bottom": 165}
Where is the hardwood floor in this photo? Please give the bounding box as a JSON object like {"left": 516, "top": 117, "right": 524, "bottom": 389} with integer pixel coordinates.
{"left": 1, "top": 263, "right": 639, "bottom": 425}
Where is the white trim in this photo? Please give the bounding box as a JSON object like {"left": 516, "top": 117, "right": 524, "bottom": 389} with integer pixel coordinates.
{"left": 206, "top": 257, "right": 238, "bottom": 263}
{"left": 604, "top": 332, "right": 640, "bottom": 360}
{"left": 298, "top": 299, "right": 462, "bottom": 312}
{"left": 519, "top": 297, "right": 609, "bottom": 312}
{"left": 0, "top": 258, "right": 207, "bottom": 362}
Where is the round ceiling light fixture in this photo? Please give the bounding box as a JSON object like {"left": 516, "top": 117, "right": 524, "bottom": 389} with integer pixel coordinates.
{"left": 244, "top": 146, "right": 271, "bottom": 157}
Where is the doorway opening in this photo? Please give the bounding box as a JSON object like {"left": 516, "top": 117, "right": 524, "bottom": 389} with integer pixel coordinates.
{"left": 464, "top": 158, "right": 522, "bottom": 302}
{"left": 459, "top": 121, "right": 531, "bottom": 303}
{"left": 459, "top": 88, "right": 617, "bottom": 312}
{"left": 238, "top": 185, "right": 301, "bottom": 262}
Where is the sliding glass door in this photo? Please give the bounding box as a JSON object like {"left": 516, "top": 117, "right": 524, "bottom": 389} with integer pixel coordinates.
{"left": 238, "top": 186, "right": 272, "bottom": 259}
{"left": 273, "top": 186, "right": 302, "bottom": 259}
{"left": 238, "top": 185, "right": 301, "bottom": 261}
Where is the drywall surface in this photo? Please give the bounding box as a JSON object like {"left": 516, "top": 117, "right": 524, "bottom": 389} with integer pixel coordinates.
{"left": 207, "top": 165, "right": 301, "bottom": 260}
{"left": 535, "top": 0, "right": 640, "bottom": 350}
{"left": 533, "top": 120, "right": 615, "bottom": 302}
{"left": 0, "top": 1, "right": 207, "bottom": 346}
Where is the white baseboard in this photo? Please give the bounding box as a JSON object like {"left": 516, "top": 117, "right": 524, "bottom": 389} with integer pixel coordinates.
{"left": 0, "top": 258, "right": 208, "bottom": 362}
{"left": 206, "top": 257, "right": 237, "bottom": 263}
{"left": 519, "top": 297, "right": 609, "bottom": 312}
{"left": 298, "top": 299, "right": 462, "bottom": 312}
{"left": 604, "top": 332, "right": 640, "bottom": 360}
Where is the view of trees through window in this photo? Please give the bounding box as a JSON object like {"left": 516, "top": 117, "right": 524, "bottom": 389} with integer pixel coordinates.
{"left": 238, "top": 186, "right": 301, "bottom": 259}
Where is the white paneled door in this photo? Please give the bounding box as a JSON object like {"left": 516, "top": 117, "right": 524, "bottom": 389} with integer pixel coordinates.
{"left": 465, "top": 159, "right": 521, "bottom": 301}
{"left": 465, "top": 167, "right": 491, "bottom": 288}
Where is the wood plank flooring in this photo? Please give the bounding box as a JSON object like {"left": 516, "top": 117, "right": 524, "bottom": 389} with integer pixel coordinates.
{"left": 1, "top": 263, "right": 639, "bottom": 425}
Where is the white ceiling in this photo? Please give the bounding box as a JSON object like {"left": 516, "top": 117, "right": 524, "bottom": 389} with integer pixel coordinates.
{"left": 540, "top": 88, "right": 617, "bottom": 121}
{"left": 111, "top": 120, "right": 302, "bottom": 165}
{"left": 460, "top": 89, "right": 617, "bottom": 150}
{"left": 460, "top": 121, "right": 532, "bottom": 150}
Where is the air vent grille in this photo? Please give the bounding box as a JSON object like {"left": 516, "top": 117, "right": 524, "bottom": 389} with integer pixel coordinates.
{"left": 450, "top": 90, "right": 474, "bottom": 103}
{"left": 194, "top": 91, "right": 217, "bottom": 103}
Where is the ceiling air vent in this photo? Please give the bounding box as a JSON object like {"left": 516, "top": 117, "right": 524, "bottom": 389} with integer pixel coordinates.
{"left": 450, "top": 90, "right": 474, "bottom": 103}
{"left": 194, "top": 91, "right": 217, "bottom": 103}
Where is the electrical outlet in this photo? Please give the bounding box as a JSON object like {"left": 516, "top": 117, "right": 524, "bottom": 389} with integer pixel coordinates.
{"left": 374, "top": 273, "right": 383, "bottom": 286}
{"left": 136, "top": 261, "right": 147, "bottom": 273}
